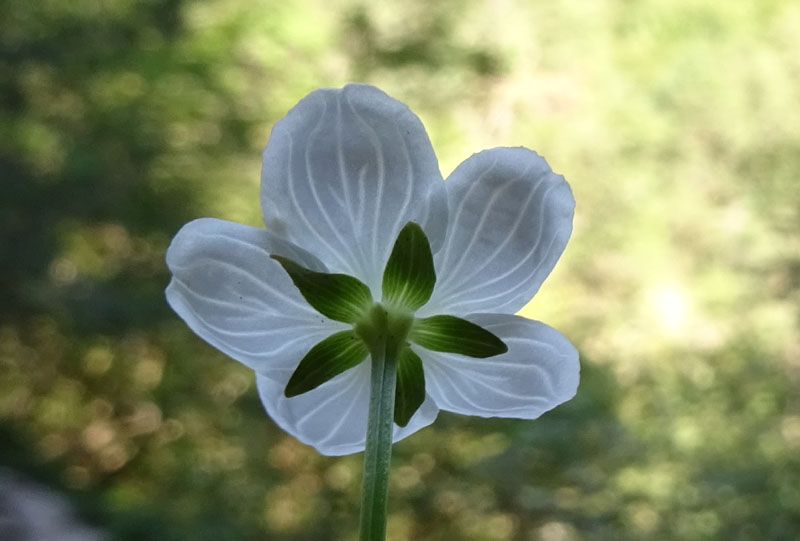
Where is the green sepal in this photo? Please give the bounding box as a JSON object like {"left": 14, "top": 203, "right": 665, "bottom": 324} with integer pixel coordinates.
{"left": 381, "top": 222, "right": 436, "bottom": 311}
{"left": 285, "top": 330, "right": 369, "bottom": 397}
{"left": 271, "top": 255, "right": 373, "bottom": 323}
{"left": 394, "top": 346, "right": 425, "bottom": 427}
{"left": 409, "top": 315, "right": 508, "bottom": 358}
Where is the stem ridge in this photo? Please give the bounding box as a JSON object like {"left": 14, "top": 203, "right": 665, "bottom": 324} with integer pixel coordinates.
{"left": 359, "top": 340, "right": 398, "bottom": 541}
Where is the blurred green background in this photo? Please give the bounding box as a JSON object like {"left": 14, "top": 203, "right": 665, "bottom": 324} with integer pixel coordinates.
{"left": 1, "top": 0, "right": 799, "bottom": 539}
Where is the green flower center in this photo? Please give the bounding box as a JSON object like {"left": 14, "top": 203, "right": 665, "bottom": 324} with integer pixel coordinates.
{"left": 272, "top": 222, "right": 507, "bottom": 426}
{"left": 354, "top": 304, "right": 414, "bottom": 355}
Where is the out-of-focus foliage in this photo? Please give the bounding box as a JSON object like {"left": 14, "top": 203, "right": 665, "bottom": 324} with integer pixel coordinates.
{"left": 1, "top": 0, "right": 799, "bottom": 539}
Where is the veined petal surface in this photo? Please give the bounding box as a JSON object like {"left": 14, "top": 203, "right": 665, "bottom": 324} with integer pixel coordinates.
{"left": 421, "top": 148, "right": 574, "bottom": 317}
{"left": 256, "top": 365, "right": 439, "bottom": 456}
{"left": 261, "top": 83, "right": 448, "bottom": 297}
{"left": 166, "top": 218, "right": 347, "bottom": 372}
{"left": 421, "top": 313, "right": 579, "bottom": 419}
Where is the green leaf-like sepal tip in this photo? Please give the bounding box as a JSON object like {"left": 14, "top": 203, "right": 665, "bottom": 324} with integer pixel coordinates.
{"left": 271, "top": 255, "right": 373, "bottom": 323}
{"left": 410, "top": 315, "right": 508, "bottom": 358}
{"left": 381, "top": 222, "right": 435, "bottom": 311}
{"left": 394, "top": 346, "right": 425, "bottom": 427}
{"left": 285, "top": 330, "right": 369, "bottom": 397}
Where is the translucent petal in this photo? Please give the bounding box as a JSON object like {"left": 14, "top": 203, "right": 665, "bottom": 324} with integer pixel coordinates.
{"left": 421, "top": 148, "right": 574, "bottom": 317}
{"left": 261, "top": 84, "right": 448, "bottom": 297}
{"left": 256, "top": 364, "right": 439, "bottom": 456}
{"left": 165, "top": 218, "right": 347, "bottom": 372}
{"left": 421, "top": 313, "right": 579, "bottom": 419}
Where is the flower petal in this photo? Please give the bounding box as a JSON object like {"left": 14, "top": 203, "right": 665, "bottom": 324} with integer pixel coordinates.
{"left": 421, "top": 313, "right": 579, "bottom": 419}
{"left": 421, "top": 148, "right": 574, "bottom": 316}
{"left": 261, "top": 83, "right": 448, "bottom": 297}
{"left": 256, "top": 365, "right": 439, "bottom": 456}
{"left": 165, "top": 218, "right": 347, "bottom": 372}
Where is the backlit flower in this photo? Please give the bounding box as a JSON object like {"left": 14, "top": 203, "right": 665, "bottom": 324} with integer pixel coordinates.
{"left": 166, "top": 84, "right": 579, "bottom": 456}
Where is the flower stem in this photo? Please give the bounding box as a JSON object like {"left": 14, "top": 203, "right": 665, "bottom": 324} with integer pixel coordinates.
{"left": 359, "top": 339, "right": 397, "bottom": 541}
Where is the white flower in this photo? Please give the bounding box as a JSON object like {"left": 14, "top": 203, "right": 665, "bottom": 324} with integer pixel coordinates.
{"left": 166, "top": 84, "right": 579, "bottom": 456}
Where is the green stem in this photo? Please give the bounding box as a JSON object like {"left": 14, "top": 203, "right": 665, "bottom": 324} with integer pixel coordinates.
{"left": 359, "top": 339, "right": 397, "bottom": 541}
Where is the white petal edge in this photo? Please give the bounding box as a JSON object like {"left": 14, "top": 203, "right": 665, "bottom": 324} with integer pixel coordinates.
{"left": 165, "top": 217, "right": 348, "bottom": 372}
{"left": 420, "top": 147, "right": 574, "bottom": 317}
{"left": 261, "top": 83, "right": 448, "bottom": 298}
{"left": 420, "top": 313, "right": 579, "bottom": 419}
{"left": 256, "top": 364, "right": 439, "bottom": 456}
